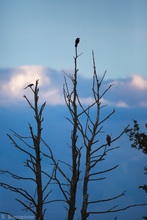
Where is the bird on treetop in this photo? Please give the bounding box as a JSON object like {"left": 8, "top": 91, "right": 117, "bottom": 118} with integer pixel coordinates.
{"left": 106, "top": 135, "right": 111, "bottom": 146}
{"left": 24, "top": 84, "right": 34, "bottom": 89}
{"left": 75, "top": 38, "right": 80, "bottom": 47}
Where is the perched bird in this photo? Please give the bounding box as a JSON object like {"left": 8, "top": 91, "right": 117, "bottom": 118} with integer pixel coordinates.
{"left": 75, "top": 38, "right": 80, "bottom": 47}
{"left": 24, "top": 84, "right": 34, "bottom": 89}
{"left": 106, "top": 135, "right": 111, "bottom": 146}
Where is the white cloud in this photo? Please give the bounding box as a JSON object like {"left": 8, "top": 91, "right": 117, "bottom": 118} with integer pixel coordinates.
{"left": 0, "top": 67, "right": 147, "bottom": 108}
{"left": 130, "top": 74, "right": 147, "bottom": 90}
{"left": 105, "top": 74, "right": 147, "bottom": 108}
{"left": 79, "top": 97, "right": 94, "bottom": 105}
{"left": 116, "top": 101, "right": 129, "bottom": 108}
{"left": 42, "top": 89, "right": 64, "bottom": 105}
{"left": 2, "top": 66, "right": 49, "bottom": 96}
{"left": 0, "top": 66, "right": 62, "bottom": 106}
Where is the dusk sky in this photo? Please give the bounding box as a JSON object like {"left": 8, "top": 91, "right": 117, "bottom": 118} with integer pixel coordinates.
{"left": 0, "top": 0, "right": 147, "bottom": 78}
{"left": 0, "top": 1, "right": 147, "bottom": 220}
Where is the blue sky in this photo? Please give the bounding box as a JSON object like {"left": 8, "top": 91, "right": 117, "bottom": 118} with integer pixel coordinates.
{"left": 0, "top": 0, "right": 147, "bottom": 78}
{"left": 0, "top": 1, "right": 147, "bottom": 219}
{"left": 0, "top": 104, "right": 147, "bottom": 219}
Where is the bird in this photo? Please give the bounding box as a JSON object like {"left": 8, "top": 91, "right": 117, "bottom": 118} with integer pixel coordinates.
{"left": 75, "top": 38, "right": 80, "bottom": 47}
{"left": 24, "top": 84, "right": 34, "bottom": 89}
{"left": 106, "top": 135, "right": 111, "bottom": 146}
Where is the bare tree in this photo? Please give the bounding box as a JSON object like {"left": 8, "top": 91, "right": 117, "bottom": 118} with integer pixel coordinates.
{"left": 0, "top": 80, "right": 54, "bottom": 220}
{"left": 0, "top": 40, "right": 147, "bottom": 220}
{"left": 61, "top": 40, "right": 147, "bottom": 219}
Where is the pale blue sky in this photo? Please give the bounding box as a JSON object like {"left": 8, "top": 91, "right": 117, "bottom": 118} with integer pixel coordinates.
{"left": 0, "top": 0, "right": 147, "bottom": 78}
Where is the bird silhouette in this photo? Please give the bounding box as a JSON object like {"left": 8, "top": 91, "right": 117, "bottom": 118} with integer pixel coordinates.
{"left": 106, "top": 135, "right": 111, "bottom": 146}
{"left": 24, "top": 84, "right": 34, "bottom": 89}
{"left": 75, "top": 38, "right": 80, "bottom": 47}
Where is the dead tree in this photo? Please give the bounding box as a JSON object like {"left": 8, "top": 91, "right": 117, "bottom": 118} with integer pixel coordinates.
{"left": 0, "top": 40, "right": 147, "bottom": 220}
{"left": 63, "top": 40, "right": 82, "bottom": 220}
{"left": 0, "top": 80, "right": 54, "bottom": 220}
{"left": 62, "top": 40, "right": 147, "bottom": 220}
{"left": 42, "top": 40, "right": 83, "bottom": 220}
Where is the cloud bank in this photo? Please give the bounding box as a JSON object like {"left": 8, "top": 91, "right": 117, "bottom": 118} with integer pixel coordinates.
{"left": 0, "top": 66, "right": 147, "bottom": 107}
{"left": 107, "top": 74, "right": 147, "bottom": 107}
{"left": 0, "top": 66, "right": 64, "bottom": 106}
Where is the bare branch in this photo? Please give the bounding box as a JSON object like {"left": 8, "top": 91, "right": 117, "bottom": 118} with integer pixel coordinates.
{"left": 88, "top": 191, "right": 126, "bottom": 204}
{"left": 88, "top": 203, "right": 147, "bottom": 215}
{"left": 89, "top": 165, "right": 119, "bottom": 177}
{"left": 0, "top": 170, "right": 36, "bottom": 182}
{"left": 7, "top": 134, "right": 36, "bottom": 161}
{"left": 16, "top": 198, "right": 36, "bottom": 216}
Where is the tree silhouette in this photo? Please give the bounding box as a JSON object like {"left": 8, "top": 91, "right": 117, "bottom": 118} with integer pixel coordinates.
{"left": 0, "top": 40, "right": 147, "bottom": 220}
{"left": 0, "top": 80, "right": 55, "bottom": 220}
{"left": 126, "top": 120, "right": 147, "bottom": 219}
{"left": 51, "top": 40, "right": 147, "bottom": 219}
